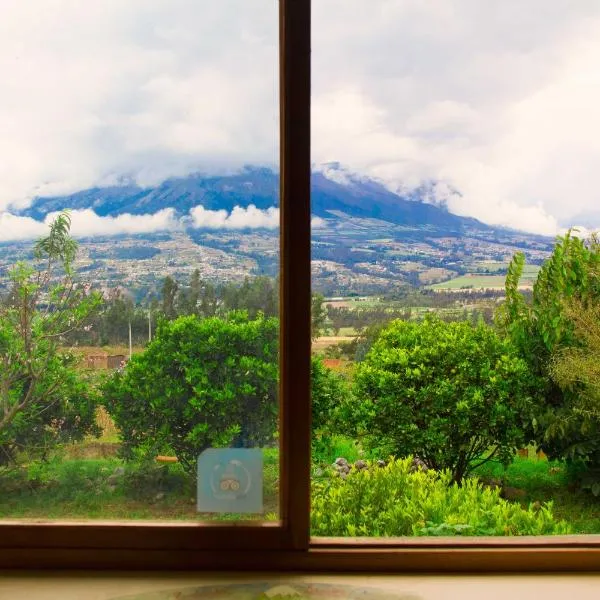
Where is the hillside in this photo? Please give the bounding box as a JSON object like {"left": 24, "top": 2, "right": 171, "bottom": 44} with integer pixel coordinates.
{"left": 1, "top": 165, "right": 555, "bottom": 296}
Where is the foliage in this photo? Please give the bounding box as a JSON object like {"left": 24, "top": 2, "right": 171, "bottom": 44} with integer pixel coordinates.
{"left": 311, "top": 293, "right": 328, "bottom": 340}
{"left": 311, "top": 458, "right": 570, "bottom": 536}
{"left": 352, "top": 316, "right": 537, "bottom": 481}
{"left": 0, "top": 213, "right": 101, "bottom": 467}
{"left": 103, "top": 312, "right": 279, "bottom": 473}
{"left": 499, "top": 232, "right": 600, "bottom": 474}
{"left": 311, "top": 356, "right": 350, "bottom": 460}
{"left": 550, "top": 299, "right": 600, "bottom": 417}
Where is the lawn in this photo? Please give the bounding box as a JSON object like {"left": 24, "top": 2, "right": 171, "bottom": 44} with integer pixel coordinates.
{"left": 0, "top": 449, "right": 279, "bottom": 521}
{"left": 472, "top": 457, "right": 600, "bottom": 534}
{"left": 2, "top": 436, "right": 599, "bottom": 534}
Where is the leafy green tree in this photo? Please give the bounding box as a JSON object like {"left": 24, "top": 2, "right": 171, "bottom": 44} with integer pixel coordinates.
{"left": 161, "top": 275, "right": 179, "bottom": 320}
{"left": 103, "top": 312, "right": 279, "bottom": 473}
{"left": 498, "top": 232, "right": 600, "bottom": 469}
{"left": 311, "top": 293, "right": 327, "bottom": 340}
{"left": 220, "top": 276, "right": 278, "bottom": 318}
{"left": 352, "top": 316, "right": 536, "bottom": 482}
{"left": 311, "top": 355, "right": 349, "bottom": 456}
{"left": 0, "top": 213, "right": 101, "bottom": 467}
{"left": 551, "top": 299, "right": 600, "bottom": 417}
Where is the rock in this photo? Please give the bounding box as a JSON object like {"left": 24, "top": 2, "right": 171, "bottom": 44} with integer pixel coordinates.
{"left": 334, "top": 457, "right": 349, "bottom": 467}
{"left": 376, "top": 459, "right": 387, "bottom": 468}
{"left": 354, "top": 460, "right": 367, "bottom": 470}
{"left": 314, "top": 467, "right": 324, "bottom": 477}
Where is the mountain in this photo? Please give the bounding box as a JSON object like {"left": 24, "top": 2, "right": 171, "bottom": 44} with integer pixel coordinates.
{"left": 22, "top": 164, "right": 482, "bottom": 233}
{"left": 4, "top": 165, "right": 555, "bottom": 296}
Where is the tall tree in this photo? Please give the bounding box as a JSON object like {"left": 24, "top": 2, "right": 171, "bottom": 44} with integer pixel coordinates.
{"left": 0, "top": 213, "right": 101, "bottom": 466}
{"left": 161, "top": 275, "right": 179, "bottom": 320}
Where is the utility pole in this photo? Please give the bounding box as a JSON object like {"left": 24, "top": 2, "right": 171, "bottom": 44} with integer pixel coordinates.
{"left": 128, "top": 320, "right": 132, "bottom": 360}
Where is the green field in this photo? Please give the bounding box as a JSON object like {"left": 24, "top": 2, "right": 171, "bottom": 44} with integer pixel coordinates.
{"left": 428, "top": 267, "right": 540, "bottom": 291}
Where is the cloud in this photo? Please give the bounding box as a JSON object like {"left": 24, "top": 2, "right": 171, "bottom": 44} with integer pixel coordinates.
{"left": 0, "top": 208, "right": 179, "bottom": 242}
{"left": 190, "top": 205, "right": 279, "bottom": 229}
{"left": 0, "top": 213, "right": 46, "bottom": 242}
{"left": 2, "top": 1, "right": 600, "bottom": 234}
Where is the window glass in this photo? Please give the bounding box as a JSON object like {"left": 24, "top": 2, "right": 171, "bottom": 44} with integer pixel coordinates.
{"left": 0, "top": 1, "right": 280, "bottom": 522}
{"left": 311, "top": 1, "right": 600, "bottom": 538}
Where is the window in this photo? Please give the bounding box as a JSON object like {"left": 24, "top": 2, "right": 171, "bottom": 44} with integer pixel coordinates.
{"left": 1, "top": 0, "right": 599, "bottom": 572}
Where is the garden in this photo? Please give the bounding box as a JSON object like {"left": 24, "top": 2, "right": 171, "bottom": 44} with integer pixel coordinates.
{"left": 1, "top": 215, "right": 600, "bottom": 536}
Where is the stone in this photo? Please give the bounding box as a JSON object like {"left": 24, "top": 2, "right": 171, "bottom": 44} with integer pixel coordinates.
{"left": 334, "top": 457, "right": 349, "bottom": 467}
{"left": 354, "top": 460, "right": 367, "bottom": 470}
{"left": 376, "top": 459, "right": 387, "bottom": 468}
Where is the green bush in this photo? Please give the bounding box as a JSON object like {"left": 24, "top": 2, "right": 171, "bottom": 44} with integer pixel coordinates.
{"left": 103, "top": 312, "right": 278, "bottom": 473}
{"left": 352, "top": 316, "right": 537, "bottom": 481}
{"left": 0, "top": 355, "right": 100, "bottom": 467}
{"left": 500, "top": 233, "right": 600, "bottom": 481}
{"left": 311, "top": 458, "right": 570, "bottom": 537}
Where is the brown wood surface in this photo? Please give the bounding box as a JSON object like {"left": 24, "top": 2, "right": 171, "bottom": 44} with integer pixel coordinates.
{"left": 2, "top": 546, "right": 600, "bottom": 572}
{"left": 278, "top": 0, "right": 312, "bottom": 551}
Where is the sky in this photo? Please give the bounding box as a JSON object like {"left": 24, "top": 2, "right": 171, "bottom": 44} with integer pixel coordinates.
{"left": 1, "top": 0, "right": 600, "bottom": 238}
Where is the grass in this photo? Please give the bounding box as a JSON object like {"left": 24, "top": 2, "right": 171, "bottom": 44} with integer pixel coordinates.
{"left": 472, "top": 457, "right": 600, "bottom": 534}
{"left": 3, "top": 434, "right": 600, "bottom": 533}
{"left": 0, "top": 448, "right": 279, "bottom": 521}
{"left": 429, "top": 269, "right": 540, "bottom": 291}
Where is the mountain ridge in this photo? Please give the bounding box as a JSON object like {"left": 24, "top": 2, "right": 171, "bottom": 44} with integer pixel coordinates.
{"left": 21, "top": 165, "right": 491, "bottom": 235}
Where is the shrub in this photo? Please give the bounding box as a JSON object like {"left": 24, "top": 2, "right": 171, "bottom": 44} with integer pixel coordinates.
{"left": 352, "top": 316, "right": 537, "bottom": 481}
{"left": 499, "top": 233, "right": 600, "bottom": 482}
{"left": 311, "top": 458, "right": 570, "bottom": 537}
{"left": 0, "top": 355, "right": 100, "bottom": 467}
{"left": 103, "top": 312, "right": 278, "bottom": 473}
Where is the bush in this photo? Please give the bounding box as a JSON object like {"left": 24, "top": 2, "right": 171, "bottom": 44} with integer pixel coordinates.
{"left": 311, "top": 458, "right": 570, "bottom": 537}
{"left": 0, "top": 355, "right": 100, "bottom": 467}
{"left": 103, "top": 312, "right": 278, "bottom": 473}
{"left": 352, "top": 316, "right": 537, "bottom": 481}
{"left": 500, "top": 233, "right": 600, "bottom": 483}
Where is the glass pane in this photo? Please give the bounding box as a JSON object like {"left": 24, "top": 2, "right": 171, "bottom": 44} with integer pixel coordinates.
{"left": 0, "top": 1, "right": 280, "bottom": 522}
{"left": 311, "top": 1, "right": 600, "bottom": 537}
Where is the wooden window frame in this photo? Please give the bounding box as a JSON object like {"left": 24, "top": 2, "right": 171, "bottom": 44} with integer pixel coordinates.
{"left": 2, "top": 0, "right": 600, "bottom": 573}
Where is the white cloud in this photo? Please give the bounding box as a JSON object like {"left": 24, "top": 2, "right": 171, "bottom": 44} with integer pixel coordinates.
{"left": 0, "top": 208, "right": 179, "bottom": 242}
{"left": 2, "top": 1, "right": 600, "bottom": 234}
{"left": 0, "top": 213, "right": 46, "bottom": 242}
{"left": 190, "top": 205, "right": 279, "bottom": 229}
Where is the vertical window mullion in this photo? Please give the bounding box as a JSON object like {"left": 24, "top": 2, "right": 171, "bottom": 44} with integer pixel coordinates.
{"left": 279, "top": 0, "right": 312, "bottom": 550}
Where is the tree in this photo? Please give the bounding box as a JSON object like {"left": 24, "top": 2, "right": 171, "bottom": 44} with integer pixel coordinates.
{"left": 311, "top": 355, "right": 348, "bottom": 458}
{"left": 551, "top": 299, "right": 600, "bottom": 417}
{"left": 311, "top": 293, "right": 328, "bottom": 340}
{"left": 103, "top": 312, "right": 279, "bottom": 473}
{"left": 352, "top": 316, "right": 536, "bottom": 482}
{"left": 498, "top": 232, "right": 600, "bottom": 470}
{"left": 0, "top": 213, "right": 101, "bottom": 467}
{"left": 161, "top": 275, "right": 179, "bottom": 320}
